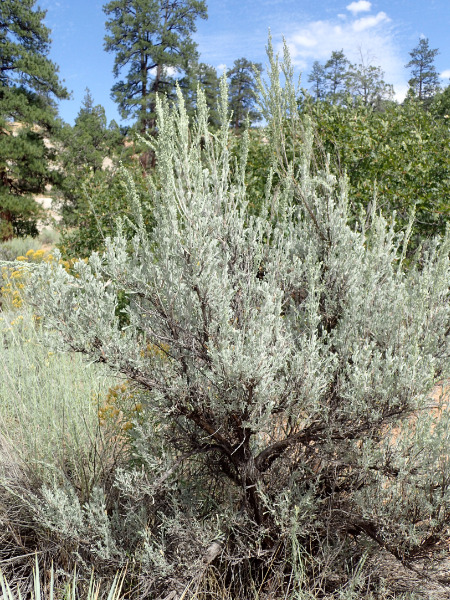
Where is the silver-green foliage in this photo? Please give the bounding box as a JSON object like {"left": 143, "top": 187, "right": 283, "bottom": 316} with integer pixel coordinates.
{"left": 27, "top": 39, "right": 450, "bottom": 593}
{"left": 0, "top": 236, "right": 42, "bottom": 261}
{"left": 0, "top": 309, "right": 117, "bottom": 491}
{"left": 0, "top": 309, "right": 134, "bottom": 586}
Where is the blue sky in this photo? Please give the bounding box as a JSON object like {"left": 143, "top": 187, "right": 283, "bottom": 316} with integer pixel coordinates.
{"left": 40, "top": 0, "right": 450, "bottom": 125}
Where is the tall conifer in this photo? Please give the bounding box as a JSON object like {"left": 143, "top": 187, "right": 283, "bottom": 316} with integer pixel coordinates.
{"left": 181, "top": 61, "right": 221, "bottom": 128}
{"left": 103, "top": 0, "right": 207, "bottom": 133}
{"left": 58, "top": 89, "right": 122, "bottom": 223}
{"left": 324, "top": 49, "right": 349, "bottom": 101}
{"left": 406, "top": 37, "right": 440, "bottom": 101}
{"left": 0, "top": 0, "right": 68, "bottom": 239}
{"left": 308, "top": 60, "right": 327, "bottom": 100}
{"left": 227, "top": 58, "right": 262, "bottom": 129}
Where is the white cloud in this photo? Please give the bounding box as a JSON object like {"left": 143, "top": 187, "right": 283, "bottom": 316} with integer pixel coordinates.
{"left": 217, "top": 63, "right": 227, "bottom": 73}
{"left": 346, "top": 1, "right": 372, "bottom": 15}
{"left": 285, "top": 9, "right": 407, "bottom": 101}
{"left": 149, "top": 66, "right": 177, "bottom": 77}
{"left": 440, "top": 69, "right": 450, "bottom": 80}
{"left": 352, "top": 12, "right": 390, "bottom": 32}
{"left": 293, "top": 33, "right": 317, "bottom": 48}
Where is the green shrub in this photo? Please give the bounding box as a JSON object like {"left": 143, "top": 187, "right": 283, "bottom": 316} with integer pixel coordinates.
{"left": 58, "top": 167, "right": 153, "bottom": 259}
{"left": 0, "top": 236, "right": 42, "bottom": 261}
{"left": 38, "top": 227, "right": 60, "bottom": 246}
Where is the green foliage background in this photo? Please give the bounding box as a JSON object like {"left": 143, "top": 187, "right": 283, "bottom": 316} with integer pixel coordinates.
{"left": 305, "top": 97, "right": 450, "bottom": 241}
{"left": 58, "top": 167, "right": 154, "bottom": 258}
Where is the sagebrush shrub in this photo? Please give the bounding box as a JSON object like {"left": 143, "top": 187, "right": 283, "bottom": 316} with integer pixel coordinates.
{"left": 20, "top": 40, "right": 450, "bottom": 597}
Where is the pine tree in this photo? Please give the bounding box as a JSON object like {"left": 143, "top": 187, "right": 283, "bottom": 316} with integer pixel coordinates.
{"left": 324, "top": 49, "right": 350, "bottom": 102}
{"left": 67, "top": 89, "right": 121, "bottom": 174}
{"left": 307, "top": 60, "right": 327, "bottom": 100}
{"left": 406, "top": 37, "right": 440, "bottom": 101}
{"left": 227, "top": 58, "right": 263, "bottom": 129}
{"left": 27, "top": 41, "right": 450, "bottom": 596}
{"left": 103, "top": 0, "right": 207, "bottom": 133}
{"left": 58, "top": 89, "right": 123, "bottom": 223}
{"left": 56, "top": 93, "right": 152, "bottom": 259}
{"left": 0, "top": 0, "right": 68, "bottom": 239}
{"left": 180, "top": 61, "right": 221, "bottom": 128}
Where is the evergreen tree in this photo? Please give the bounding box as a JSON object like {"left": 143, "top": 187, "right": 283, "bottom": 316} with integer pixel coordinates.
{"left": 0, "top": 0, "right": 68, "bottom": 239}
{"left": 324, "top": 49, "right": 350, "bottom": 102}
{"left": 406, "top": 37, "right": 440, "bottom": 101}
{"left": 67, "top": 89, "right": 121, "bottom": 174}
{"left": 227, "top": 58, "right": 263, "bottom": 129}
{"left": 307, "top": 60, "right": 326, "bottom": 100}
{"left": 58, "top": 90, "right": 123, "bottom": 224}
{"left": 103, "top": 0, "right": 207, "bottom": 133}
{"left": 180, "top": 61, "right": 221, "bottom": 128}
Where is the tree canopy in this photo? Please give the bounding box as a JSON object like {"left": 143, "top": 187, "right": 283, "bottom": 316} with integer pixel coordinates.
{"left": 307, "top": 49, "right": 393, "bottom": 107}
{"left": 0, "top": 0, "right": 68, "bottom": 239}
{"left": 227, "top": 57, "right": 262, "bottom": 129}
{"left": 180, "top": 60, "right": 221, "bottom": 128}
{"left": 406, "top": 37, "right": 440, "bottom": 102}
{"left": 346, "top": 52, "right": 393, "bottom": 107}
{"left": 69, "top": 89, "right": 121, "bottom": 173}
{"left": 324, "top": 49, "right": 349, "bottom": 100}
{"left": 302, "top": 96, "right": 450, "bottom": 242}
{"left": 307, "top": 60, "right": 327, "bottom": 100}
{"left": 103, "top": 0, "right": 207, "bottom": 133}
{"left": 57, "top": 89, "right": 123, "bottom": 231}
